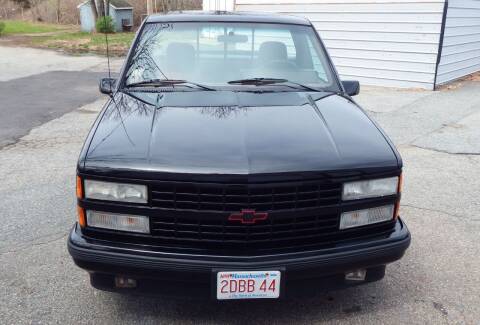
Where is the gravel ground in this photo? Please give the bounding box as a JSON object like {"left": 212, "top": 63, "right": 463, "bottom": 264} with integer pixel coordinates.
{"left": 0, "top": 47, "right": 479, "bottom": 325}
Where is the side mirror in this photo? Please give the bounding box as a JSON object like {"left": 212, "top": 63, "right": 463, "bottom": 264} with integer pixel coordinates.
{"left": 342, "top": 80, "right": 360, "bottom": 96}
{"left": 99, "top": 78, "right": 117, "bottom": 96}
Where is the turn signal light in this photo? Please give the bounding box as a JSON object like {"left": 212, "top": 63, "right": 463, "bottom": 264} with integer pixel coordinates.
{"left": 394, "top": 173, "right": 403, "bottom": 219}
{"left": 340, "top": 205, "right": 394, "bottom": 230}
{"left": 76, "top": 176, "right": 83, "bottom": 199}
{"left": 77, "top": 206, "right": 86, "bottom": 228}
{"left": 86, "top": 210, "right": 150, "bottom": 233}
{"left": 76, "top": 176, "right": 86, "bottom": 227}
{"left": 398, "top": 173, "right": 403, "bottom": 193}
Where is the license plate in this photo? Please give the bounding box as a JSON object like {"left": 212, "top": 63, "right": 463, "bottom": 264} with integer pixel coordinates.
{"left": 216, "top": 271, "right": 281, "bottom": 300}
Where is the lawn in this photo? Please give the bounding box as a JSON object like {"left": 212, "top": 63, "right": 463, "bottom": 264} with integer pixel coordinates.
{"left": 1, "top": 20, "right": 63, "bottom": 35}
{"left": 0, "top": 20, "right": 135, "bottom": 55}
{"left": 33, "top": 31, "right": 135, "bottom": 55}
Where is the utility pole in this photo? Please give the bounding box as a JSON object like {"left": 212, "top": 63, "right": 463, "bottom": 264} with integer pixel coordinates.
{"left": 147, "top": 0, "right": 153, "bottom": 15}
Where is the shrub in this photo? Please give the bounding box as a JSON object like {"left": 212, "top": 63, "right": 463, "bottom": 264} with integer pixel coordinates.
{"left": 96, "top": 16, "right": 115, "bottom": 34}
{"left": 0, "top": 21, "right": 5, "bottom": 36}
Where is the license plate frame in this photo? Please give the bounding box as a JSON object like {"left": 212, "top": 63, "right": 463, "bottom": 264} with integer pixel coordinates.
{"left": 214, "top": 269, "right": 284, "bottom": 300}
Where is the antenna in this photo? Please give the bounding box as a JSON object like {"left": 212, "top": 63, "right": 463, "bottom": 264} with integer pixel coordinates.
{"left": 103, "top": 3, "right": 112, "bottom": 85}
{"left": 105, "top": 25, "right": 112, "bottom": 81}
{"left": 99, "top": 2, "right": 134, "bottom": 146}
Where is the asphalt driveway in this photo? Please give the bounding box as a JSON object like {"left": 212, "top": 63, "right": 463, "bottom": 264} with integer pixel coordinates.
{"left": 0, "top": 46, "right": 479, "bottom": 325}
{"left": 0, "top": 46, "right": 121, "bottom": 148}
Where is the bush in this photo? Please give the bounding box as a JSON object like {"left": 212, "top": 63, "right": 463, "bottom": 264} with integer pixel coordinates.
{"left": 96, "top": 16, "right": 115, "bottom": 33}
{"left": 0, "top": 21, "right": 5, "bottom": 36}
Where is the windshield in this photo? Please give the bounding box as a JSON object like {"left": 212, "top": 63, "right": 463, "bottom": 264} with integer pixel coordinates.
{"left": 124, "top": 22, "right": 338, "bottom": 91}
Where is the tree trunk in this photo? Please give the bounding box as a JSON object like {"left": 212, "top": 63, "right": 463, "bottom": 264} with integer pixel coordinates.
{"left": 90, "top": 0, "right": 98, "bottom": 21}
{"left": 99, "top": 1, "right": 105, "bottom": 17}
{"left": 56, "top": 0, "right": 61, "bottom": 23}
{"left": 105, "top": 0, "right": 110, "bottom": 16}
{"left": 147, "top": 0, "right": 154, "bottom": 15}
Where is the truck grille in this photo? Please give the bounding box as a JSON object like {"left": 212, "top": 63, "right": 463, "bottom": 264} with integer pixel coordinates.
{"left": 142, "top": 180, "right": 396, "bottom": 254}
{"left": 148, "top": 211, "right": 395, "bottom": 253}
{"left": 82, "top": 171, "right": 400, "bottom": 255}
{"left": 151, "top": 180, "right": 342, "bottom": 212}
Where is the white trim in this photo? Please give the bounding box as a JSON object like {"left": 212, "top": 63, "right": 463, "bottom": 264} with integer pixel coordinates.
{"left": 77, "top": 1, "right": 133, "bottom": 10}
{"left": 110, "top": 4, "right": 133, "bottom": 10}
{"left": 77, "top": 0, "right": 88, "bottom": 9}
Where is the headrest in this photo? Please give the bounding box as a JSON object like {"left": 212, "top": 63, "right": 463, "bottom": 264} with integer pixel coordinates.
{"left": 258, "top": 41, "right": 288, "bottom": 62}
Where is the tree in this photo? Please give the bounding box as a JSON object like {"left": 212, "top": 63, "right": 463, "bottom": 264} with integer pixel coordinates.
{"left": 29, "top": 0, "right": 43, "bottom": 21}
{"left": 89, "top": 0, "right": 111, "bottom": 31}
{"left": 105, "top": 0, "right": 110, "bottom": 16}
{"left": 12, "top": 0, "right": 30, "bottom": 8}
{"left": 147, "top": 0, "right": 153, "bottom": 15}
{"left": 90, "top": 0, "right": 98, "bottom": 21}
{"left": 56, "top": 0, "right": 61, "bottom": 23}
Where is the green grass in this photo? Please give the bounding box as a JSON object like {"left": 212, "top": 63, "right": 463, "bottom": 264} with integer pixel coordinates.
{"left": 32, "top": 31, "right": 136, "bottom": 55}
{"left": 0, "top": 20, "right": 135, "bottom": 55}
{"left": 51, "top": 31, "right": 135, "bottom": 47}
{"left": 1, "top": 20, "right": 63, "bottom": 35}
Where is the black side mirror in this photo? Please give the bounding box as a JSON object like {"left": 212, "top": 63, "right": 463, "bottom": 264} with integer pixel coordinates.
{"left": 342, "top": 80, "right": 360, "bottom": 96}
{"left": 99, "top": 78, "right": 117, "bottom": 96}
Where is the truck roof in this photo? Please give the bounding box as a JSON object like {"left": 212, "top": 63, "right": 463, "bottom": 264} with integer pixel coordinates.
{"left": 146, "top": 10, "right": 311, "bottom": 26}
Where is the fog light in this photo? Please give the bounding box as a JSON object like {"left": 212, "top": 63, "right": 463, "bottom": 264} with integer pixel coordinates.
{"left": 345, "top": 269, "right": 366, "bottom": 281}
{"left": 340, "top": 205, "right": 394, "bottom": 230}
{"left": 86, "top": 210, "right": 150, "bottom": 233}
{"left": 115, "top": 276, "right": 137, "bottom": 288}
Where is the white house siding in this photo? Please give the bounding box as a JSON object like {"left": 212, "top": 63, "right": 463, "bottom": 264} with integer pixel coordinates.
{"left": 231, "top": 0, "right": 446, "bottom": 89}
{"left": 203, "top": 0, "right": 235, "bottom": 11}
{"left": 436, "top": 0, "right": 480, "bottom": 85}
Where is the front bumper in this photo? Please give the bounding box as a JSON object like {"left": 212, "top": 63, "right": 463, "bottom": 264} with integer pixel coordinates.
{"left": 68, "top": 218, "right": 410, "bottom": 298}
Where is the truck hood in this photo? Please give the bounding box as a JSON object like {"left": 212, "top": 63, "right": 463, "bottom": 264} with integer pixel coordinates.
{"left": 83, "top": 91, "right": 398, "bottom": 175}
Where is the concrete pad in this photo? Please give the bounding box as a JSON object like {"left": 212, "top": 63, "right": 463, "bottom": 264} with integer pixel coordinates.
{"left": 0, "top": 99, "right": 104, "bottom": 251}
{"left": 413, "top": 110, "right": 480, "bottom": 155}
{"left": 370, "top": 82, "right": 480, "bottom": 146}
{"left": 86, "top": 57, "right": 125, "bottom": 74}
{"left": 0, "top": 46, "right": 110, "bottom": 81}
{"left": 398, "top": 145, "right": 480, "bottom": 221}
{"left": 356, "top": 86, "right": 432, "bottom": 114}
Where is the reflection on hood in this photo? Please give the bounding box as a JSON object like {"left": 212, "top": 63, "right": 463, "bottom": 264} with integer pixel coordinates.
{"left": 85, "top": 90, "right": 397, "bottom": 175}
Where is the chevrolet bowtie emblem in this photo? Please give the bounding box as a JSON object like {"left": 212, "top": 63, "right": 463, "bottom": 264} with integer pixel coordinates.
{"left": 228, "top": 209, "right": 268, "bottom": 224}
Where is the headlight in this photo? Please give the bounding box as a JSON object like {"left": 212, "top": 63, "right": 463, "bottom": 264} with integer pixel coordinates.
{"left": 84, "top": 179, "right": 147, "bottom": 203}
{"left": 340, "top": 205, "right": 394, "bottom": 229}
{"left": 86, "top": 210, "right": 150, "bottom": 233}
{"left": 342, "top": 177, "right": 398, "bottom": 201}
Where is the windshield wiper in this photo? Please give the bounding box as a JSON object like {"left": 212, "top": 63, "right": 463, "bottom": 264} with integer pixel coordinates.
{"left": 126, "top": 79, "right": 216, "bottom": 91}
{"left": 227, "top": 78, "right": 321, "bottom": 92}
{"left": 228, "top": 78, "right": 288, "bottom": 86}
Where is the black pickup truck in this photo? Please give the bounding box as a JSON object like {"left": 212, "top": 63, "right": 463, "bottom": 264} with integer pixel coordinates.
{"left": 68, "top": 11, "right": 410, "bottom": 300}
